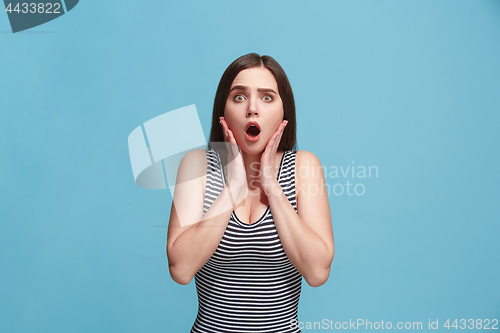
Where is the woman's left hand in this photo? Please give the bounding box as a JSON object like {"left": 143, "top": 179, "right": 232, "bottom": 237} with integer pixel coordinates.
{"left": 259, "top": 120, "right": 288, "bottom": 195}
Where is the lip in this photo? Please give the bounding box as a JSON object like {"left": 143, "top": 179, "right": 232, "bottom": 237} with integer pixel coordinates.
{"left": 245, "top": 131, "right": 260, "bottom": 142}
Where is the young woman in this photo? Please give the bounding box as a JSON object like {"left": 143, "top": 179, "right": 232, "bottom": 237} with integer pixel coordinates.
{"left": 166, "top": 53, "right": 334, "bottom": 333}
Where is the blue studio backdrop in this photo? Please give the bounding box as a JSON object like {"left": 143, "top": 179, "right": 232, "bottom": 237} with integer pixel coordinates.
{"left": 1, "top": 1, "right": 499, "bottom": 332}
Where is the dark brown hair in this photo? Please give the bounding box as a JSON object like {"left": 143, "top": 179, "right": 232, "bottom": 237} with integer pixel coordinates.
{"left": 208, "top": 53, "right": 297, "bottom": 151}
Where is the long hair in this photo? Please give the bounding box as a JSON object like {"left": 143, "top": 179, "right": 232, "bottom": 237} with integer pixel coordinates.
{"left": 208, "top": 53, "right": 297, "bottom": 151}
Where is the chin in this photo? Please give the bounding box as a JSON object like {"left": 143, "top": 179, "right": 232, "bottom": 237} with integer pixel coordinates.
{"left": 239, "top": 142, "right": 266, "bottom": 155}
{"left": 235, "top": 132, "right": 270, "bottom": 155}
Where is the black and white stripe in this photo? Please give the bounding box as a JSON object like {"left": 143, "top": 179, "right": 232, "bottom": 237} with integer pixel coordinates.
{"left": 191, "top": 149, "right": 302, "bottom": 333}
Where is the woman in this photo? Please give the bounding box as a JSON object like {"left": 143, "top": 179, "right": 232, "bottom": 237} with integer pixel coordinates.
{"left": 166, "top": 53, "right": 334, "bottom": 333}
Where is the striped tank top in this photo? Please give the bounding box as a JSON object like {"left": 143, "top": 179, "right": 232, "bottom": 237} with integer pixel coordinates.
{"left": 191, "top": 148, "right": 302, "bottom": 333}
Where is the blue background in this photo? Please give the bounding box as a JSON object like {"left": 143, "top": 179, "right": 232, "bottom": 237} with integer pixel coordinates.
{"left": 1, "top": 1, "right": 499, "bottom": 332}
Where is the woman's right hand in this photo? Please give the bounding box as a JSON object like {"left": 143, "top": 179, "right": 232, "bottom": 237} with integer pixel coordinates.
{"left": 219, "top": 117, "right": 247, "bottom": 199}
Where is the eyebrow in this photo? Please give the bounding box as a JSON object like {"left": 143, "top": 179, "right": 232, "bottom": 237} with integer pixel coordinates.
{"left": 230, "top": 85, "right": 277, "bottom": 94}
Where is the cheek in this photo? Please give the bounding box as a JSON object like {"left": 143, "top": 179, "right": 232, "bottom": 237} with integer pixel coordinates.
{"left": 224, "top": 101, "right": 243, "bottom": 120}
{"left": 273, "top": 99, "right": 284, "bottom": 117}
{"left": 270, "top": 104, "right": 284, "bottom": 125}
{"left": 223, "top": 106, "right": 237, "bottom": 127}
{"left": 223, "top": 110, "right": 243, "bottom": 138}
{"left": 262, "top": 113, "right": 284, "bottom": 138}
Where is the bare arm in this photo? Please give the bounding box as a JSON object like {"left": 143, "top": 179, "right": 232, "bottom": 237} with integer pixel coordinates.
{"left": 166, "top": 149, "right": 245, "bottom": 285}
{"left": 267, "top": 150, "right": 334, "bottom": 287}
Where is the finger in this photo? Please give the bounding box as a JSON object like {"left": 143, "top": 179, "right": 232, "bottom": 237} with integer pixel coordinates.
{"left": 220, "top": 117, "right": 237, "bottom": 145}
{"left": 264, "top": 132, "right": 278, "bottom": 163}
{"left": 220, "top": 117, "right": 230, "bottom": 133}
{"left": 275, "top": 121, "right": 287, "bottom": 146}
{"left": 220, "top": 117, "right": 232, "bottom": 135}
{"left": 276, "top": 122, "right": 286, "bottom": 145}
{"left": 226, "top": 128, "right": 235, "bottom": 142}
{"left": 219, "top": 117, "right": 228, "bottom": 141}
{"left": 220, "top": 120, "right": 239, "bottom": 156}
{"left": 220, "top": 118, "right": 236, "bottom": 160}
{"left": 221, "top": 121, "right": 237, "bottom": 155}
{"left": 268, "top": 124, "right": 283, "bottom": 152}
{"left": 273, "top": 120, "right": 287, "bottom": 139}
{"left": 220, "top": 118, "right": 229, "bottom": 134}
{"left": 279, "top": 120, "right": 288, "bottom": 134}
{"left": 270, "top": 122, "right": 285, "bottom": 148}
{"left": 268, "top": 125, "right": 285, "bottom": 158}
{"left": 226, "top": 128, "right": 238, "bottom": 149}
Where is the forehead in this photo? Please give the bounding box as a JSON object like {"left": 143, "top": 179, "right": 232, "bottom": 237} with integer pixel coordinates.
{"left": 231, "top": 67, "right": 278, "bottom": 90}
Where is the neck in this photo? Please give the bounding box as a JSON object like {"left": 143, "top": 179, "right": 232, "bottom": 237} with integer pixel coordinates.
{"left": 239, "top": 149, "right": 283, "bottom": 193}
{"left": 241, "top": 150, "right": 263, "bottom": 192}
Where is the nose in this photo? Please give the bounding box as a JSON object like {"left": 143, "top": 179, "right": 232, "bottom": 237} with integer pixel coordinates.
{"left": 247, "top": 97, "right": 259, "bottom": 117}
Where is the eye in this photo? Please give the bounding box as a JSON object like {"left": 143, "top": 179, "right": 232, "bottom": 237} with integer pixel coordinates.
{"left": 262, "top": 95, "right": 273, "bottom": 102}
{"left": 234, "top": 94, "right": 246, "bottom": 102}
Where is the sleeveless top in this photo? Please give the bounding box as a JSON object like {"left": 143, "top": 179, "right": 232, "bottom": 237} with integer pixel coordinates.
{"left": 190, "top": 148, "right": 302, "bottom": 333}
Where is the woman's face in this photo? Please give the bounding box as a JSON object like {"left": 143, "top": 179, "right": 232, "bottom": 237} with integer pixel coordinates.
{"left": 224, "top": 67, "right": 284, "bottom": 154}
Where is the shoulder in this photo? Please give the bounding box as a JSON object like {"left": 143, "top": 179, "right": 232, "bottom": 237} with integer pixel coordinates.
{"left": 176, "top": 149, "right": 207, "bottom": 183}
{"left": 294, "top": 150, "right": 323, "bottom": 172}
{"left": 180, "top": 148, "right": 207, "bottom": 166}
{"left": 294, "top": 150, "right": 325, "bottom": 191}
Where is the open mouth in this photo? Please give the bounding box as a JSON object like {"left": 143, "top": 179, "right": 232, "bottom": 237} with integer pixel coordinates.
{"left": 245, "top": 121, "right": 261, "bottom": 142}
{"left": 246, "top": 125, "right": 260, "bottom": 137}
